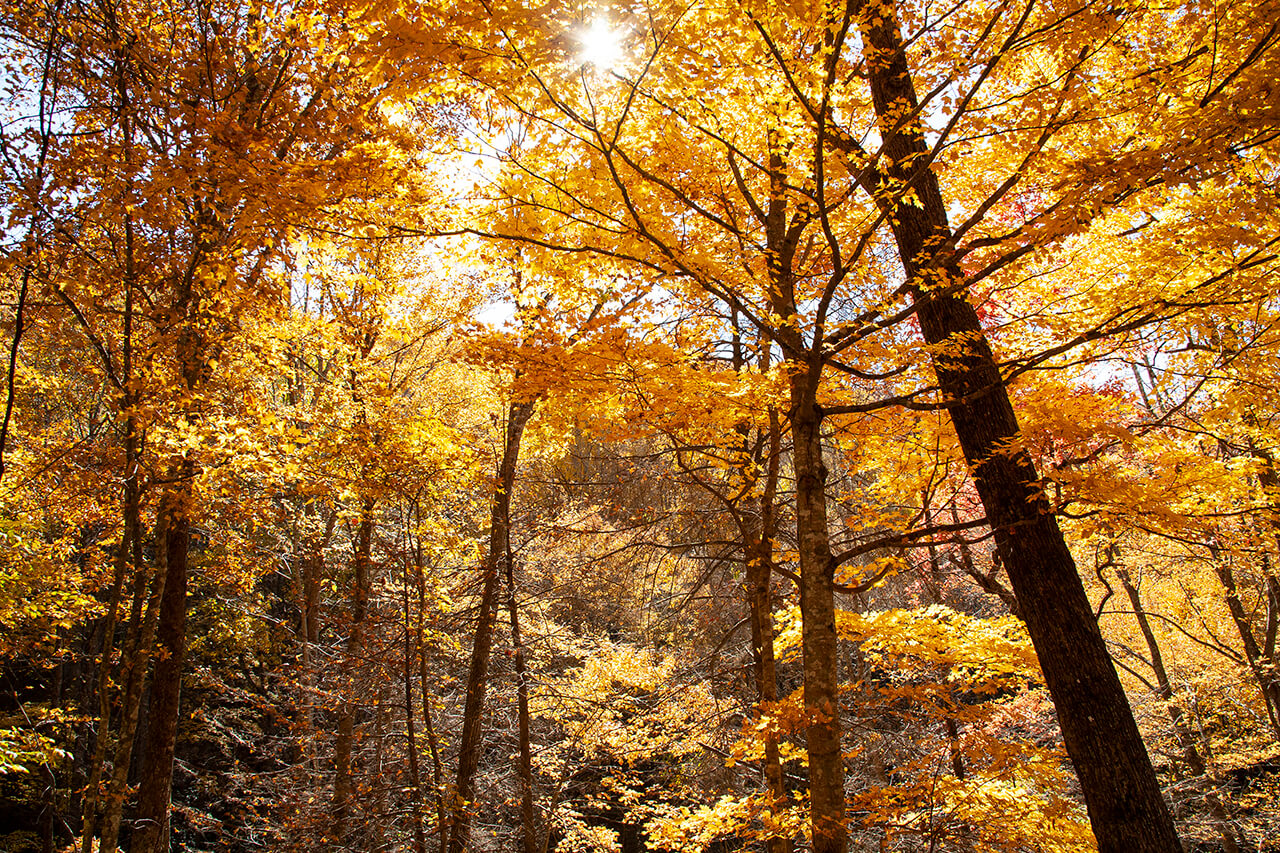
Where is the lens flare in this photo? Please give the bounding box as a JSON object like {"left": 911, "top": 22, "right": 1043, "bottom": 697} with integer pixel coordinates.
{"left": 578, "top": 18, "right": 623, "bottom": 70}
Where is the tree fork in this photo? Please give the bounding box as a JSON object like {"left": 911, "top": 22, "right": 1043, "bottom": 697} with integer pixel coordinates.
{"left": 447, "top": 398, "right": 535, "bottom": 853}
{"left": 760, "top": 142, "right": 847, "bottom": 853}
{"left": 96, "top": 494, "right": 177, "bottom": 853}
{"left": 732, "top": 315, "right": 792, "bottom": 853}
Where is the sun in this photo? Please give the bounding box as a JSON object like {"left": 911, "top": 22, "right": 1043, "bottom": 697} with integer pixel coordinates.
{"left": 577, "top": 18, "right": 624, "bottom": 70}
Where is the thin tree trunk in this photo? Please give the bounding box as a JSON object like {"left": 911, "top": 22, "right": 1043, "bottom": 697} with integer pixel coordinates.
{"left": 413, "top": 527, "right": 448, "bottom": 853}
{"left": 1116, "top": 563, "right": 1241, "bottom": 853}
{"left": 729, "top": 312, "right": 792, "bottom": 853}
{"left": 855, "top": 4, "right": 1180, "bottom": 849}
{"left": 0, "top": 0, "right": 59, "bottom": 478}
{"left": 756, "top": 121, "right": 847, "bottom": 852}
{"left": 447, "top": 398, "right": 535, "bottom": 853}
{"left": 332, "top": 497, "right": 375, "bottom": 846}
{"left": 405, "top": 540, "right": 429, "bottom": 853}
{"left": 1210, "top": 556, "right": 1280, "bottom": 738}
{"left": 129, "top": 165, "right": 218, "bottom": 850}
{"left": 80, "top": 112, "right": 143, "bottom": 853}
{"left": 79, "top": 441, "right": 140, "bottom": 852}
{"left": 303, "top": 504, "right": 335, "bottom": 648}
{"left": 421, "top": 666, "right": 447, "bottom": 853}
{"left": 39, "top": 637, "right": 65, "bottom": 853}
{"left": 505, "top": 547, "right": 538, "bottom": 853}
{"left": 744, "top": 409, "right": 792, "bottom": 853}
{"left": 370, "top": 684, "right": 388, "bottom": 853}
{"left": 295, "top": 504, "right": 336, "bottom": 776}
{"left": 1247, "top": 449, "right": 1280, "bottom": 736}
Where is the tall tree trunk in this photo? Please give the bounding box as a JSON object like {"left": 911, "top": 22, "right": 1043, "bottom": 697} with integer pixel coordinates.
{"left": 1246, "top": 449, "right": 1280, "bottom": 736}
{"left": 787, "top": 367, "right": 846, "bottom": 853}
{"left": 757, "top": 121, "right": 847, "bottom": 852}
{"left": 370, "top": 684, "right": 389, "bottom": 853}
{"left": 79, "top": 426, "right": 141, "bottom": 852}
{"left": 422, "top": 661, "right": 447, "bottom": 853}
{"left": 39, "top": 636, "right": 66, "bottom": 853}
{"left": 855, "top": 4, "right": 1181, "bottom": 850}
{"left": 79, "top": 136, "right": 143, "bottom": 853}
{"left": 447, "top": 398, "right": 535, "bottom": 853}
{"left": 128, "top": 184, "right": 218, "bottom": 849}
{"left": 299, "top": 501, "right": 334, "bottom": 649}
{"left": 294, "top": 503, "right": 336, "bottom": 782}
{"left": 729, "top": 312, "right": 792, "bottom": 853}
{"left": 133, "top": 474, "right": 193, "bottom": 853}
{"left": 332, "top": 497, "right": 375, "bottom": 847}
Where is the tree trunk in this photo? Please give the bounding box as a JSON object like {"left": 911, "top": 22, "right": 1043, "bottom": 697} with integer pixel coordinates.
{"left": 729, "top": 312, "right": 793, "bottom": 853}
{"left": 743, "top": 409, "right": 793, "bottom": 853}
{"left": 856, "top": 4, "right": 1181, "bottom": 850}
{"left": 133, "top": 476, "right": 193, "bottom": 853}
{"left": 1246, "top": 450, "right": 1280, "bottom": 737}
{"left": 128, "top": 179, "right": 216, "bottom": 849}
{"left": 332, "top": 497, "right": 375, "bottom": 847}
{"left": 79, "top": 442, "right": 141, "bottom": 853}
{"left": 1116, "top": 563, "right": 1242, "bottom": 853}
{"left": 505, "top": 549, "right": 538, "bottom": 853}
{"left": 788, "top": 367, "right": 846, "bottom": 853}
{"left": 294, "top": 503, "right": 336, "bottom": 780}
{"left": 413, "top": 527, "right": 448, "bottom": 853}
{"left": 96, "top": 499, "right": 174, "bottom": 853}
{"left": 39, "top": 643, "right": 64, "bottom": 853}
{"left": 422, "top": 662, "right": 448, "bottom": 853}
{"left": 370, "top": 684, "right": 389, "bottom": 853}
{"left": 1211, "top": 557, "right": 1280, "bottom": 739}
{"left": 80, "top": 188, "right": 144, "bottom": 853}
{"left": 405, "top": 545, "right": 429, "bottom": 853}
{"left": 757, "top": 125, "right": 847, "bottom": 852}
{"left": 447, "top": 398, "right": 535, "bottom": 853}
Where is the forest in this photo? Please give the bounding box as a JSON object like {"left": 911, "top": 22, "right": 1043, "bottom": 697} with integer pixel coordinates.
{"left": 0, "top": 0, "right": 1278, "bottom": 851}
